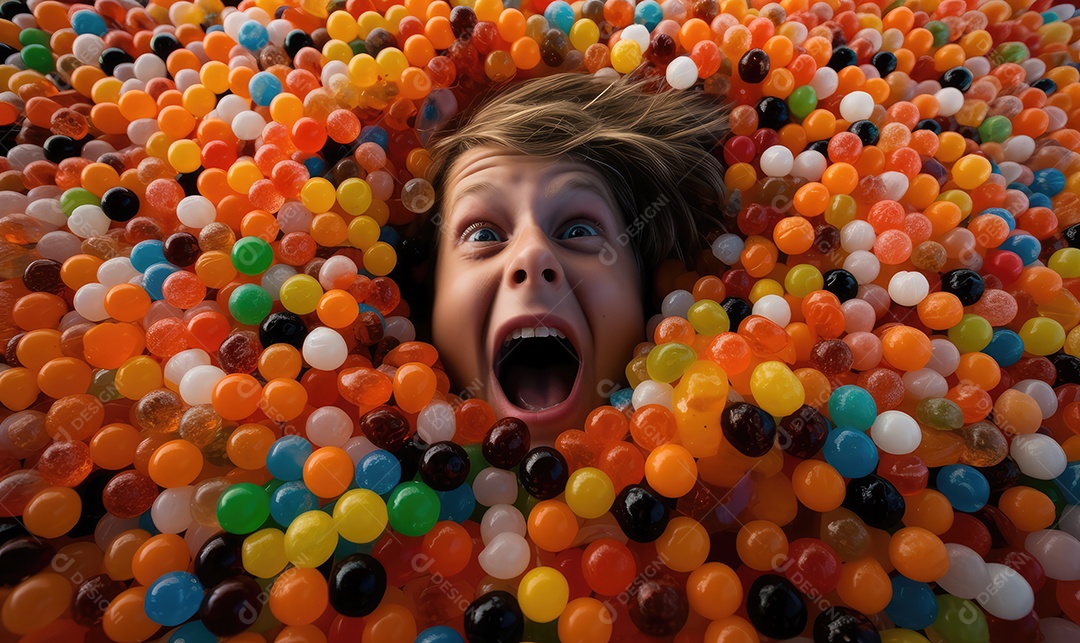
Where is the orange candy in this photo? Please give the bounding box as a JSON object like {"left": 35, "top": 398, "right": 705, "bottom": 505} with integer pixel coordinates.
{"left": 528, "top": 500, "right": 579, "bottom": 552}
{"left": 736, "top": 520, "right": 788, "bottom": 571}
{"left": 888, "top": 527, "right": 949, "bottom": 583}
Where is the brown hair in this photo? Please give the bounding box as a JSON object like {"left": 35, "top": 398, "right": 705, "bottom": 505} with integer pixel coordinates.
{"left": 422, "top": 71, "right": 731, "bottom": 274}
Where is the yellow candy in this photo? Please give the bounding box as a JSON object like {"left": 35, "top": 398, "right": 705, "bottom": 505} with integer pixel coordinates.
{"left": 279, "top": 275, "right": 323, "bottom": 315}
{"left": 337, "top": 178, "right": 373, "bottom": 216}
{"left": 1049, "top": 248, "right": 1080, "bottom": 278}
{"left": 115, "top": 356, "right": 164, "bottom": 400}
{"left": 672, "top": 360, "right": 728, "bottom": 458}
{"left": 333, "top": 489, "right": 388, "bottom": 543}
{"left": 750, "top": 361, "right": 805, "bottom": 417}
{"left": 284, "top": 511, "right": 337, "bottom": 567}
{"left": 363, "top": 241, "right": 397, "bottom": 276}
{"left": 610, "top": 39, "right": 642, "bottom": 74}
{"left": 167, "top": 139, "right": 201, "bottom": 174}
{"left": 518, "top": 567, "right": 569, "bottom": 624}
{"left": 301, "top": 178, "right": 337, "bottom": 213}
{"left": 564, "top": 468, "right": 614, "bottom": 519}
{"left": 243, "top": 528, "right": 289, "bottom": 578}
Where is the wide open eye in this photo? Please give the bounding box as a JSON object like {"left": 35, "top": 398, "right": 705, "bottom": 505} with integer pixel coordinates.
{"left": 463, "top": 223, "right": 504, "bottom": 243}
{"left": 558, "top": 221, "right": 601, "bottom": 240}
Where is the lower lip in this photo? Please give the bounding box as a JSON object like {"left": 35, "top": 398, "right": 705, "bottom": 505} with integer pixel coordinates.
{"left": 487, "top": 363, "right": 586, "bottom": 431}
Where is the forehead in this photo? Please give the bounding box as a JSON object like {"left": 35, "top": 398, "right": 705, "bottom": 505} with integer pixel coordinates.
{"left": 442, "top": 145, "right": 618, "bottom": 212}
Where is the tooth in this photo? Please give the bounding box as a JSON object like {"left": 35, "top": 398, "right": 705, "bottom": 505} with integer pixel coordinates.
{"left": 510, "top": 329, "right": 521, "bottom": 341}
{"left": 535, "top": 327, "right": 550, "bottom": 338}
{"left": 520, "top": 328, "right": 535, "bottom": 339}
{"left": 552, "top": 329, "right": 565, "bottom": 339}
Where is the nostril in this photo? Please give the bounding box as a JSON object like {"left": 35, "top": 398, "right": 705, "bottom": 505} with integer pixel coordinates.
{"left": 542, "top": 268, "right": 556, "bottom": 282}
{"left": 513, "top": 269, "right": 526, "bottom": 284}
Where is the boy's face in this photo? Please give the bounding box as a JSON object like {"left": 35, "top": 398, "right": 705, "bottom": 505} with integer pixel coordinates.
{"left": 431, "top": 145, "right": 645, "bottom": 444}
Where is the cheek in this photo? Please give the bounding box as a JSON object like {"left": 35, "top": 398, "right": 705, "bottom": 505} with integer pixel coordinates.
{"left": 578, "top": 261, "right": 645, "bottom": 370}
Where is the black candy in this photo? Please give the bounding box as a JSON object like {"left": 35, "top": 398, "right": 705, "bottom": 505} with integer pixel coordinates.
{"left": 329, "top": 553, "right": 386, "bottom": 617}
{"left": 464, "top": 590, "right": 524, "bottom": 643}
{"left": 611, "top": 484, "right": 670, "bottom": 543}
{"left": 746, "top": 574, "right": 808, "bottom": 640}
{"left": 842, "top": 475, "right": 906, "bottom": 531}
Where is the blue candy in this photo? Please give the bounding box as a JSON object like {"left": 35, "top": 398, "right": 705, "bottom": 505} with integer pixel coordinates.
{"left": 827, "top": 385, "right": 877, "bottom": 431}
{"left": 266, "top": 435, "right": 313, "bottom": 481}
{"left": 145, "top": 572, "right": 204, "bottom": 626}
{"left": 823, "top": 429, "right": 878, "bottom": 478}
{"left": 355, "top": 449, "right": 402, "bottom": 495}
{"left": 936, "top": 464, "right": 990, "bottom": 512}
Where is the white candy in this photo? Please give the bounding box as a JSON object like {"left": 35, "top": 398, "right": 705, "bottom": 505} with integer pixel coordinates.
{"left": 937, "top": 544, "right": 992, "bottom": 600}
{"left": 68, "top": 205, "right": 110, "bottom": 238}
{"left": 810, "top": 67, "right": 838, "bottom": 99}
{"left": 262, "top": 264, "right": 297, "bottom": 300}
{"left": 632, "top": 380, "right": 673, "bottom": 411}
{"left": 177, "top": 196, "right": 217, "bottom": 229}
{"left": 306, "top": 406, "right": 353, "bottom": 447}
{"left": 840, "top": 220, "right": 876, "bottom": 253}
{"left": 231, "top": 110, "right": 267, "bottom": 140}
{"left": 1010, "top": 433, "right": 1067, "bottom": 480}
{"left": 839, "top": 91, "right": 873, "bottom": 121}
{"left": 319, "top": 256, "right": 358, "bottom": 290}
{"left": 417, "top": 399, "right": 457, "bottom": 443}
{"left": 472, "top": 467, "right": 518, "bottom": 506}
{"left": 843, "top": 250, "right": 880, "bottom": 284}
{"left": 927, "top": 338, "right": 960, "bottom": 376}
{"left": 179, "top": 365, "right": 227, "bottom": 405}
{"left": 98, "top": 257, "right": 140, "bottom": 288}
{"left": 661, "top": 290, "right": 695, "bottom": 318}
{"left": 977, "top": 563, "right": 1034, "bottom": 621}
{"left": 478, "top": 532, "right": 530, "bottom": 579}
{"left": 481, "top": 505, "right": 527, "bottom": 545}
{"left": 665, "top": 56, "right": 699, "bottom": 90}
{"left": 888, "top": 271, "right": 929, "bottom": 306}
{"left": 935, "top": 87, "right": 965, "bottom": 117}
{"left": 901, "top": 369, "right": 948, "bottom": 400}
{"left": 385, "top": 316, "right": 416, "bottom": 343}
{"left": 302, "top": 327, "right": 348, "bottom": 371}
{"left": 163, "top": 349, "right": 211, "bottom": 387}
{"left": 152, "top": 486, "right": 194, "bottom": 534}
{"left": 760, "top": 145, "right": 794, "bottom": 177}
{"left": 791, "top": 150, "right": 827, "bottom": 181}
{"left": 752, "top": 294, "right": 791, "bottom": 327}
{"left": 711, "top": 234, "right": 744, "bottom": 265}
{"left": 73, "top": 283, "right": 109, "bottom": 321}
{"left": 869, "top": 410, "right": 921, "bottom": 455}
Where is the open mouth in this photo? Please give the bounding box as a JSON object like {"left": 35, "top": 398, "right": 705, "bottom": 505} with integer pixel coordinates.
{"left": 493, "top": 327, "right": 582, "bottom": 412}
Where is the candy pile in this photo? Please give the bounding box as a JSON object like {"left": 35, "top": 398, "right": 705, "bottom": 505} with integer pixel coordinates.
{"left": 3, "top": 0, "right": 1080, "bottom": 640}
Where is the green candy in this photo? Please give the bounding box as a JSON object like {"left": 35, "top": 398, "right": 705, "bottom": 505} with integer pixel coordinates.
{"left": 217, "top": 482, "right": 271, "bottom": 534}
{"left": 916, "top": 398, "right": 964, "bottom": 430}
{"left": 228, "top": 283, "right": 273, "bottom": 325}
{"left": 646, "top": 341, "right": 696, "bottom": 383}
{"left": 993, "top": 42, "right": 1029, "bottom": 64}
{"left": 925, "top": 20, "right": 950, "bottom": 48}
{"left": 386, "top": 481, "right": 440, "bottom": 537}
{"left": 978, "top": 115, "right": 1012, "bottom": 144}
{"left": 927, "top": 595, "right": 988, "bottom": 643}
{"left": 18, "top": 29, "right": 50, "bottom": 48}
{"left": 788, "top": 85, "right": 818, "bottom": 120}
{"left": 20, "top": 44, "right": 54, "bottom": 73}
{"left": 231, "top": 236, "right": 274, "bottom": 275}
{"left": 59, "top": 188, "right": 100, "bottom": 217}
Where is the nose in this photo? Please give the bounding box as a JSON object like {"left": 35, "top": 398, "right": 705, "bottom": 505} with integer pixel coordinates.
{"left": 506, "top": 226, "right": 564, "bottom": 290}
